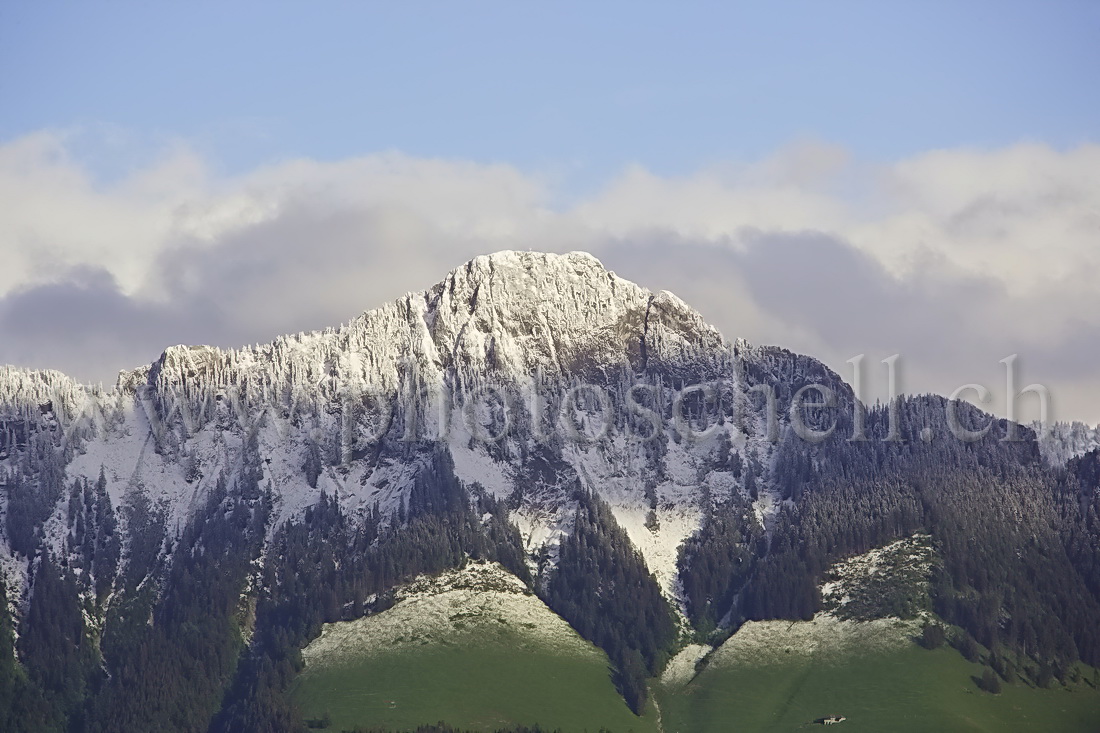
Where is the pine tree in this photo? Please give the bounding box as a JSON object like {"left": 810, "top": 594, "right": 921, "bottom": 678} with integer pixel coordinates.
{"left": 979, "top": 667, "right": 1002, "bottom": 694}
{"left": 921, "top": 623, "right": 946, "bottom": 649}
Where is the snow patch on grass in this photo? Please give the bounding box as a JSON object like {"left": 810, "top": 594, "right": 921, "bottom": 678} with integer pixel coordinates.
{"left": 661, "top": 643, "right": 712, "bottom": 686}
{"left": 302, "top": 562, "right": 602, "bottom": 670}
{"left": 710, "top": 615, "right": 920, "bottom": 668}
{"left": 707, "top": 536, "right": 935, "bottom": 671}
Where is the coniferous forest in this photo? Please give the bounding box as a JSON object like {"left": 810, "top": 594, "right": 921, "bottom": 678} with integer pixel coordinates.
{"left": 1, "top": 340, "right": 1099, "bottom": 731}
{"left": 4, "top": 0, "right": 1099, "bottom": 726}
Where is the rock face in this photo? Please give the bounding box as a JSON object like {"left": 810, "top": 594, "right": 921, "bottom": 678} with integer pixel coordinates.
{"left": 6, "top": 249, "right": 1100, "bottom": 733}
{"left": 0, "top": 250, "right": 846, "bottom": 610}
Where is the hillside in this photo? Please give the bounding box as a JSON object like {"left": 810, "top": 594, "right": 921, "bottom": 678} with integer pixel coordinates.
{"left": 291, "top": 562, "right": 656, "bottom": 732}
{"left": 659, "top": 540, "right": 1100, "bottom": 732}
{"left": 0, "top": 251, "right": 1097, "bottom": 731}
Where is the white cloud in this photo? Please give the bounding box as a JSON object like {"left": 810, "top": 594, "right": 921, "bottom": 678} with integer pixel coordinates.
{"left": 852, "top": 142, "right": 1100, "bottom": 287}
{"left": 0, "top": 132, "right": 1096, "bottom": 421}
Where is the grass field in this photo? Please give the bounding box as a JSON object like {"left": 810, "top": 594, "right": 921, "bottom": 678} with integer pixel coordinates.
{"left": 294, "top": 626, "right": 1100, "bottom": 733}
{"left": 290, "top": 627, "right": 657, "bottom": 732}
{"left": 290, "top": 563, "right": 657, "bottom": 732}
{"left": 653, "top": 538, "right": 1100, "bottom": 733}
{"left": 290, "top": 561, "right": 1100, "bottom": 732}
{"left": 657, "top": 636, "right": 1100, "bottom": 732}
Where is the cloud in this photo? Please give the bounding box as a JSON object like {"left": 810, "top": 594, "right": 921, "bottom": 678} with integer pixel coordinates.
{"left": 598, "top": 234, "right": 1068, "bottom": 421}
{"left": 0, "top": 132, "right": 1097, "bottom": 421}
{"left": 0, "top": 267, "right": 212, "bottom": 384}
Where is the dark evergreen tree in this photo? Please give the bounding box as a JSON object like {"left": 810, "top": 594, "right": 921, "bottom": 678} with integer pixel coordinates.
{"left": 979, "top": 667, "right": 1002, "bottom": 694}
{"left": 541, "top": 489, "right": 677, "bottom": 714}
{"left": 921, "top": 623, "right": 946, "bottom": 650}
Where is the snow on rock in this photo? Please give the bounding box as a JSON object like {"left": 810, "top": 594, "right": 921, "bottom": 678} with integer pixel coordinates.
{"left": 0, "top": 250, "right": 826, "bottom": 612}
{"left": 751, "top": 485, "right": 781, "bottom": 534}
{"left": 0, "top": 539, "right": 27, "bottom": 615}
{"left": 446, "top": 420, "right": 514, "bottom": 500}
{"left": 610, "top": 502, "right": 700, "bottom": 601}
{"left": 511, "top": 504, "right": 574, "bottom": 577}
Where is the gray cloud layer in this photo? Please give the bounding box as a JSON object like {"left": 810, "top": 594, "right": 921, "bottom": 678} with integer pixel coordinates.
{"left": 1, "top": 132, "right": 1096, "bottom": 422}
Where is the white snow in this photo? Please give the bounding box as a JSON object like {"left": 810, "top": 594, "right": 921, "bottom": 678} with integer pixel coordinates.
{"left": 708, "top": 615, "right": 920, "bottom": 668}
{"left": 701, "top": 536, "right": 936, "bottom": 675}
{"left": 660, "top": 643, "right": 713, "bottom": 686}
{"left": 301, "top": 562, "right": 603, "bottom": 669}
{"left": 819, "top": 534, "right": 935, "bottom": 614}
{"left": 0, "top": 251, "right": 806, "bottom": 623}
{"left": 751, "top": 485, "right": 782, "bottom": 535}
{"left": 446, "top": 421, "right": 513, "bottom": 500}
{"left": 1037, "top": 420, "right": 1100, "bottom": 465}
{"left": 611, "top": 502, "right": 700, "bottom": 603}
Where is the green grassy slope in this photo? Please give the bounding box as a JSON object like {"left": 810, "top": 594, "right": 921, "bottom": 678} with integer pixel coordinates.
{"left": 657, "top": 534, "right": 1100, "bottom": 733}
{"left": 289, "top": 563, "right": 657, "bottom": 732}
{"left": 657, "top": 635, "right": 1100, "bottom": 733}
{"left": 291, "top": 550, "right": 1100, "bottom": 733}
{"left": 291, "top": 636, "right": 656, "bottom": 732}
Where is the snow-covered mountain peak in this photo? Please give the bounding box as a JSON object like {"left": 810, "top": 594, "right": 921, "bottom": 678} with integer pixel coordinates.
{"left": 0, "top": 250, "right": 761, "bottom": 610}
{"left": 446, "top": 249, "right": 610, "bottom": 282}
{"left": 396, "top": 249, "right": 728, "bottom": 381}
{"left": 0, "top": 365, "right": 100, "bottom": 422}
{"left": 6, "top": 251, "right": 730, "bottom": 413}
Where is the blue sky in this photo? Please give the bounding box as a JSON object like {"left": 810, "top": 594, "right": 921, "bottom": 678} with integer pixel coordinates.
{"left": 3, "top": 1, "right": 1097, "bottom": 186}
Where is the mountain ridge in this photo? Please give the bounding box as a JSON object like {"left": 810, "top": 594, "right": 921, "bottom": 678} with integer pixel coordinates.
{"left": 0, "top": 250, "right": 768, "bottom": 597}
{"left": 2, "top": 250, "right": 1099, "bottom": 731}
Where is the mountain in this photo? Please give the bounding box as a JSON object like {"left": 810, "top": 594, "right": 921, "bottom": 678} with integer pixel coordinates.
{"left": 1, "top": 250, "right": 1099, "bottom": 732}
{"left": 1038, "top": 420, "right": 1100, "bottom": 466}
